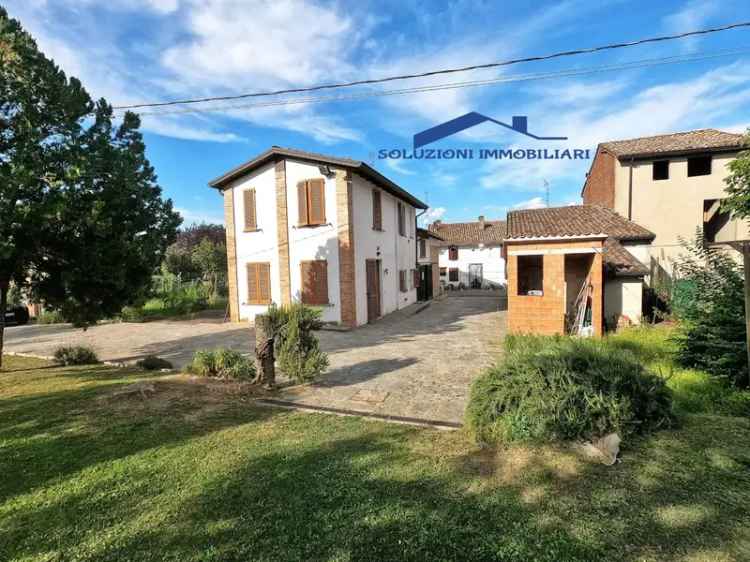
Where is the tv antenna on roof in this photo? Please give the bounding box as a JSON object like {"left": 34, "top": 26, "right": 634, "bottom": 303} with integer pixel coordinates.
{"left": 544, "top": 179, "right": 550, "bottom": 207}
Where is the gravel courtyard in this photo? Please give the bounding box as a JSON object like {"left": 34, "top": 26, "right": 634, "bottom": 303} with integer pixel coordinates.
{"left": 5, "top": 296, "right": 505, "bottom": 425}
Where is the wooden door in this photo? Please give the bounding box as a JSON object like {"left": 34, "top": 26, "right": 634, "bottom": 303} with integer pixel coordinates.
{"left": 418, "top": 264, "right": 433, "bottom": 301}
{"left": 366, "top": 259, "right": 381, "bottom": 323}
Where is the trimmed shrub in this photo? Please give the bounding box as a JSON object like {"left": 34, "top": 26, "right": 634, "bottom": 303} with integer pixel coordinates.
{"left": 466, "top": 334, "right": 674, "bottom": 444}
{"left": 270, "top": 303, "right": 329, "bottom": 383}
{"left": 53, "top": 346, "right": 99, "bottom": 366}
{"left": 186, "top": 348, "right": 255, "bottom": 380}
{"left": 135, "top": 355, "right": 173, "bottom": 370}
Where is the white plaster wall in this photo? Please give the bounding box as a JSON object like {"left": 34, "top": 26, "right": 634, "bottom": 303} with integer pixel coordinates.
{"left": 284, "top": 159, "right": 341, "bottom": 324}
{"left": 437, "top": 245, "right": 506, "bottom": 290}
{"left": 352, "top": 174, "right": 417, "bottom": 326}
{"left": 231, "top": 162, "right": 280, "bottom": 322}
{"left": 613, "top": 153, "right": 740, "bottom": 277}
{"left": 604, "top": 278, "right": 643, "bottom": 326}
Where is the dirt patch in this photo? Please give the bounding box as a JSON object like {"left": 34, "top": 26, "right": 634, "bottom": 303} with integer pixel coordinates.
{"left": 97, "top": 374, "right": 268, "bottom": 420}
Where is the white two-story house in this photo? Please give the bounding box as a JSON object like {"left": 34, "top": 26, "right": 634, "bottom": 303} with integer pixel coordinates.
{"left": 582, "top": 128, "right": 749, "bottom": 282}
{"left": 210, "top": 147, "right": 427, "bottom": 327}
{"left": 428, "top": 217, "right": 507, "bottom": 291}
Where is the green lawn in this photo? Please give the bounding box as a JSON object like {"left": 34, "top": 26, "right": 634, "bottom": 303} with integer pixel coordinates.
{"left": 1, "top": 345, "right": 749, "bottom": 561}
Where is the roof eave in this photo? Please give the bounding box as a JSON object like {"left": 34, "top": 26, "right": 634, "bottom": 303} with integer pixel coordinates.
{"left": 614, "top": 145, "right": 742, "bottom": 161}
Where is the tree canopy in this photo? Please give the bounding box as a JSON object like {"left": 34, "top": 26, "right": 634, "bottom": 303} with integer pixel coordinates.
{"left": 0, "top": 7, "right": 181, "bottom": 365}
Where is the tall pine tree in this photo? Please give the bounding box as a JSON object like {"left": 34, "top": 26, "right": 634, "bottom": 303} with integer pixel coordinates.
{"left": 0, "top": 8, "right": 181, "bottom": 366}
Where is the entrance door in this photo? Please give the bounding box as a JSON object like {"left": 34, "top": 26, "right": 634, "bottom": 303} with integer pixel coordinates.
{"left": 418, "top": 264, "right": 433, "bottom": 301}
{"left": 468, "top": 263, "right": 483, "bottom": 289}
{"left": 366, "top": 259, "right": 381, "bottom": 323}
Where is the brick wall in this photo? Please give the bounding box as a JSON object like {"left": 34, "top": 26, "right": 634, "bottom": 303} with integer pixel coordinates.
{"left": 275, "top": 159, "right": 291, "bottom": 305}
{"left": 507, "top": 239, "right": 603, "bottom": 336}
{"left": 223, "top": 188, "right": 240, "bottom": 322}
{"left": 582, "top": 149, "right": 616, "bottom": 208}
{"left": 336, "top": 169, "right": 357, "bottom": 327}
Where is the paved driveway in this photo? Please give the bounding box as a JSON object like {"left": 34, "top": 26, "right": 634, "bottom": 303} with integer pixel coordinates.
{"left": 5, "top": 296, "right": 505, "bottom": 425}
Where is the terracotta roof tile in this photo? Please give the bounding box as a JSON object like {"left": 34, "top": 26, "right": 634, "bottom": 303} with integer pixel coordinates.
{"left": 428, "top": 219, "right": 506, "bottom": 246}
{"left": 506, "top": 205, "right": 654, "bottom": 241}
{"left": 600, "top": 129, "right": 744, "bottom": 159}
{"left": 603, "top": 238, "right": 648, "bottom": 277}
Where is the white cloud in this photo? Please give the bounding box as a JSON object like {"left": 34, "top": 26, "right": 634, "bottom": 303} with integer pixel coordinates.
{"left": 663, "top": 0, "right": 718, "bottom": 52}
{"left": 420, "top": 206, "right": 446, "bottom": 225}
{"left": 176, "top": 207, "right": 224, "bottom": 226}
{"left": 512, "top": 197, "right": 547, "bottom": 210}
{"left": 384, "top": 159, "right": 415, "bottom": 175}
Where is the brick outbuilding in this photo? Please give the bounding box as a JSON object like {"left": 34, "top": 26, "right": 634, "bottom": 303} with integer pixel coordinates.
{"left": 504, "top": 205, "right": 654, "bottom": 336}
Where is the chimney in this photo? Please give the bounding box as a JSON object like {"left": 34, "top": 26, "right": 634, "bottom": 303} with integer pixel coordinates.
{"left": 433, "top": 220, "right": 442, "bottom": 227}
{"left": 478, "top": 215, "right": 486, "bottom": 229}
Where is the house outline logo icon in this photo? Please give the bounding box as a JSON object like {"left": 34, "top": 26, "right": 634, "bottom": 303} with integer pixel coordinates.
{"left": 413, "top": 112, "right": 568, "bottom": 150}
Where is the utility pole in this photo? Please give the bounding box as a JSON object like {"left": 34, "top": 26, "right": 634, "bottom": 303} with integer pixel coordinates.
{"left": 544, "top": 180, "right": 550, "bottom": 207}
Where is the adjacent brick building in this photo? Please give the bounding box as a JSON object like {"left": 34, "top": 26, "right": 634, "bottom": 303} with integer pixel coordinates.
{"left": 505, "top": 205, "right": 654, "bottom": 335}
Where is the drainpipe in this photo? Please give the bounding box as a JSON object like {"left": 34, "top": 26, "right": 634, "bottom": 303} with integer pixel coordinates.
{"left": 627, "top": 157, "right": 634, "bottom": 220}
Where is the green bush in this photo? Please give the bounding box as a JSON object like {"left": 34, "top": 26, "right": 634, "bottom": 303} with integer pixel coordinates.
{"left": 120, "top": 305, "right": 146, "bottom": 322}
{"left": 53, "top": 346, "right": 99, "bottom": 366}
{"left": 186, "top": 348, "right": 255, "bottom": 380}
{"left": 672, "top": 231, "right": 748, "bottom": 388}
{"left": 270, "top": 303, "right": 328, "bottom": 383}
{"left": 466, "top": 334, "right": 674, "bottom": 444}
{"left": 36, "top": 309, "right": 65, "bottom": 324}
{"left": 135, "top": 355, "right": 173, "bottom": 371}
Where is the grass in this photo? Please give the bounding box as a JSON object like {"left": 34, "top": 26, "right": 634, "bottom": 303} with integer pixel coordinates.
{"left": 1, "top": 354, "right": 749, "bottom": 561}
{"left": 607, "top": 324, "right": 750, "bottom": 417}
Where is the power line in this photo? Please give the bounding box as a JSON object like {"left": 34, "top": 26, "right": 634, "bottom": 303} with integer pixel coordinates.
{"left": 123, "top": 47, "right": 750, "bottom": 117}
{"left": 112, "top": 21, "right": 750, "bottom": 111}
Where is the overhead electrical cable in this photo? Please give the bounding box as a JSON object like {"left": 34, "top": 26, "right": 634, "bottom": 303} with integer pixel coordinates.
{"left": 111, "top": 21, "right": 750, "bottom": 111}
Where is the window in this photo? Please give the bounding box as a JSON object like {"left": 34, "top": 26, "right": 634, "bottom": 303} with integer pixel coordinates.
{"left": 372, "top": 189, "right": 382, "bottom": 230}
{"left": 418, "top": 239, "right": 426, "bottom": 258}
{"left": 300, "top": 260, "right": 329, "bottom": 305}
{"left": 448, "top": 246, "right": 458, "bottom": 261}
{"left": 517, "top": 255, "right": 543, "bottom": 295}
{"left": 398, "top": 203, "right": 406, "bottom": 236}
{"left": 687, "top": 155, "right": 712, "bottom": 177}
{"left": 399, "top": 270, "right": 407, "bottom": 292}
{"left": 652, "top": 160, "right": 669, "bottom": 181}
{"left": 440, "top": 267, "right": 447, "bottom": 276}
{"left": 448, "top": 268, "right": 459, "bottom": 282}
{"left": 246, "top": 262, "right": 271, "bottom": 305}
{"left": 297, "top": 179, "right": 326, "bottom": 226}
{"left": 243, "top": 189, "right": 257, "bottom": 231}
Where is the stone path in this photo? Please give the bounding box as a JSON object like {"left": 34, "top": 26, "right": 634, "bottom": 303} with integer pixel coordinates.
{"left": 4, "top": 296, "right": 505, "bottom": 425}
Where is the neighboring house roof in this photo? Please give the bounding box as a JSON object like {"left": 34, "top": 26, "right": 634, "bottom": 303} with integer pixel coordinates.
{"left": 416, "top": 227, "right": 443, "bottom": 240}
{"left": 506, "top": 205, "right": 654, "bottom": 278}
{"left": 427, "top": 218, "right": 506, "bottom": 246}
{"left": 208, "top": 146, "right": 427, "bottom": 209}
{"left": 603, "top": 238, "right": 649, "bottom": 277}
{"left": 506, "top": 205, "right": 654, "bottom": 241}
{"left": 599, "top": 128, "right": 744, "bottom": 160}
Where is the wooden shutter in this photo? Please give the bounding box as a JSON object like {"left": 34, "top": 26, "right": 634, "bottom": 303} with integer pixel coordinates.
{"left": 297, "top": 181, "right": 308, "bottom": 226}
{"left": 308, "top": 179, "right": 326, "bottom": 225}
{"left": 398, "top": 203, "right": 405, "bottom": 236}
{"left": 372, "top": 189, "right": 382, "bottom": 230}
{"left": 399, "top": 270, "right": 407, "bottom": 292}
{"left": 419, "top": 239, "right": 426, "bottom": 258}
{"left": 243, "top": 189, "right": 257, "bottom": 231}
{"left": 412, "top": 269, "right": 420, "bottom": 289}
{"left": 247, "top": 262, "right": 271, "bottom": 305}
{"left": 301, "top": 260, "right": 328, "bottom": 305}
{"left": 449, "top": 246, "right": 458, "bottom": 261}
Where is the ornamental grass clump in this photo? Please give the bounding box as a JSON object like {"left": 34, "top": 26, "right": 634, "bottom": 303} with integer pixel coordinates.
{"left": 466, "top": 334, "right": 674, "bottom": 444}
{"left": 186, "top": 348, "right": 255, "bottom": 380}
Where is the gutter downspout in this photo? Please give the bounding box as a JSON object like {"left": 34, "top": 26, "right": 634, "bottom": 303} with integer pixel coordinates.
{"left": 627, "top": 157, "right": 634, "bottom": 220}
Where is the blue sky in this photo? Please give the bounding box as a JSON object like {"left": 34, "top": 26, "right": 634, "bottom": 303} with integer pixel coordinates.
{"left": 6, "top": 0, "right": 750, "bottom": 226}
